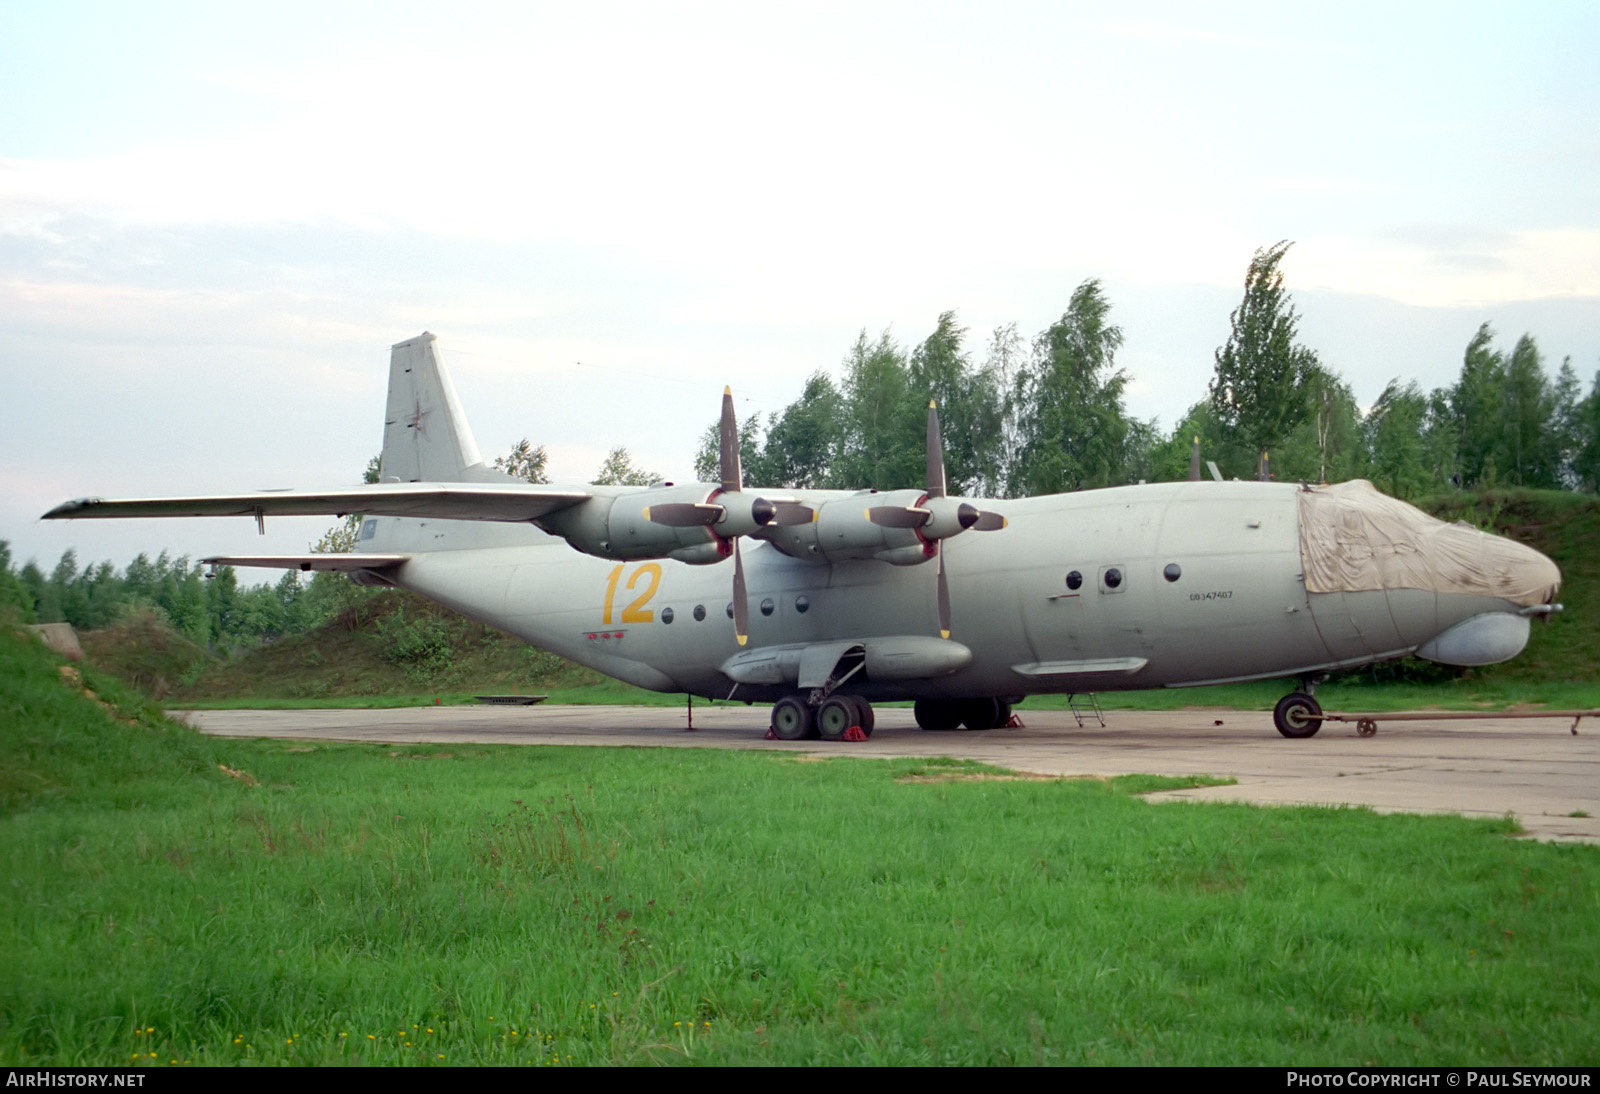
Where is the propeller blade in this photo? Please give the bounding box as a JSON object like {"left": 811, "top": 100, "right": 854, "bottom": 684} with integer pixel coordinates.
{"left": 867, "top": 505, "right": 931, "bottom": 529}
{"left": 971, "top": 510, "right": 1007, "bottom": 531}
{"left": 720, "top": 386, "right": 742, "bottom": 494}
{"left": 768, "top": 500, "right": 816, "bottom": 526}
{"left": 936, "top": 548, "right": 951, "bottom": 640}
{"left": 644, "top": 502, "right": 723, "bottom": 527}
{"left": 926, "top": 401, "right": 947, "bottom": 499}
{"left": 732, "top": 540, "right": 749, "bottom": 647}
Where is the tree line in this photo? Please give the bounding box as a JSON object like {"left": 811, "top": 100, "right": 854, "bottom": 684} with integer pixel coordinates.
{"left": 682, "top": 242, "right": 1600, "bottom": 500}
{"left": 0, "top": 541, "right": 329, "bottom": 650}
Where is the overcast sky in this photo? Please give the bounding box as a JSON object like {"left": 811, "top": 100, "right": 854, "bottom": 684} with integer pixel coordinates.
{"left": 4, "top": 0, "right": 1597, "bottom": 575}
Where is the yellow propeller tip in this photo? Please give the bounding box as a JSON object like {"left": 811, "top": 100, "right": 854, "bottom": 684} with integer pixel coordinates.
{"left": 723, "top": 385, "right": 732, "bottom": 396}
{"left": 939, "top": 630, "right": 950, "bottom": 640}
{"left": 736, "top": 634, "right": 747, "bottom": 647}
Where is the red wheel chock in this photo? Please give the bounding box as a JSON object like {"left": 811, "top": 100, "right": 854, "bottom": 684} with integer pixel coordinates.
{"left": 1005, "top": 714, "right": 1026, "bottom": 728}
{"left": 843, "top": 725, "right": 869, "bottom": 742}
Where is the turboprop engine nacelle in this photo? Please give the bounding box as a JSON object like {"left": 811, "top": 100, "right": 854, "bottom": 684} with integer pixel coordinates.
{"left": 760, "top": 490, "right": 976, "bottom": 565}
{"left": 537, "top": 485, "right": 726, "bottom": 564}
{"left": 537, "top": 484, "right": 789, "bottom": 565}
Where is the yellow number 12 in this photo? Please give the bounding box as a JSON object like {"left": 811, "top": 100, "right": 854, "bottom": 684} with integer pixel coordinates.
{"left": 602, "top": 563, "right": 662, "bottom": 624}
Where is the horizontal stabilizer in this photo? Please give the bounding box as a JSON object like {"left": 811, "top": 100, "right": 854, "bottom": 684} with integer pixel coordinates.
{"left": 43, "top": 482, "right": 591, "bottom": 524}
{"left": 199, "top": 554, "right": 410, "bottom": 572}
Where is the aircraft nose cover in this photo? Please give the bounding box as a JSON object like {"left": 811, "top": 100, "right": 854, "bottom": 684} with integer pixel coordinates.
{"left": 1297, "top": 480, "right": 1560, "bottom": 607}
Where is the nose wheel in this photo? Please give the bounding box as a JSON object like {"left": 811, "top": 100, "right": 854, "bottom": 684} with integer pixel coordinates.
{"left": 1273, "top": 692, "right": 1323, "bottom": 738}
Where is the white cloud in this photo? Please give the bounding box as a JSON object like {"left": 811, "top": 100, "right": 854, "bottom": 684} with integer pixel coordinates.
{"left": 1297, "top": 228, "right": 1600, "bottom": 308}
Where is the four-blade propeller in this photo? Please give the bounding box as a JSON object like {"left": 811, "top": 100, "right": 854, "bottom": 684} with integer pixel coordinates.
{"left": 644, "top": 387, "right": 814, "bottom": 646}
{"left": 865, "top": 402, "right": 1008, "bottom": 638}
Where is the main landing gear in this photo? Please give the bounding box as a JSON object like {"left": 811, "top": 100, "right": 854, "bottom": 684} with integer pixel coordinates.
{"left": 767, "top": 694, "right": 1017, "bottom": 741}
{"left": 913, "top": 697, "right": 1012, "bottom": 732}
{"left": 769, "top": 694, "right": 875, "bottom": 741}
{"left": 1273, "top": 677, "right": 1325, "bottom": 738}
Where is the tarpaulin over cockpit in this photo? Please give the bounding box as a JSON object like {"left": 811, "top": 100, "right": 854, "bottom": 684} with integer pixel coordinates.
{"left": 1297, "top": 480, "right": 1560, "bottom": 608}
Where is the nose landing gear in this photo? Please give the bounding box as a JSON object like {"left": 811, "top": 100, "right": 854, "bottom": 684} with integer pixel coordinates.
{"left": 1273, "top": 691, "right": 1324, "bottom": 738}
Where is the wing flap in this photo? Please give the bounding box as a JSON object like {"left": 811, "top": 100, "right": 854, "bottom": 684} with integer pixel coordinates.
{"left": 43, "top": 482, "right": 591, "bottom": 523}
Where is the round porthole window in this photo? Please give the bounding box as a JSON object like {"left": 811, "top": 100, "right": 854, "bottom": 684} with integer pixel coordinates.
{"left": 1104, "top": 568, "right": 1123, "bottom": 589}
{"left": 795, "top": 595, "right": 809, "bottom": 613}
{"left": 693, "top": 604, "right": 706, "bottom": 622}
{"left": 661, "top": 607, "right": 675, "bottom": 624}
{"left": 1066, "top": 571, "right": 1083, "bottom": 590}
{"left": 1164, "top": 563, "right": 1182, "bottom": 582}
{"left": 760, "top": 598, "right": 776, "bottom": 617}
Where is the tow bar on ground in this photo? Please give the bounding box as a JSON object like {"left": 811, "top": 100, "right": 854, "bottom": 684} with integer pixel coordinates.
{"left": 1314, "top": 709, "right": 1600, "bottom": 737}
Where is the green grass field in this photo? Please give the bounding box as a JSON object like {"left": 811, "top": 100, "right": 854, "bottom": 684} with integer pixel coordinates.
{"left": 4, "top": 625, "right": 1598, "bottom": 1066}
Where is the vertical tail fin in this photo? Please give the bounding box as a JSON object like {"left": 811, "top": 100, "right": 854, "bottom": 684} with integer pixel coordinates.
{"left": 380, "top": 332, "right": 484, "bottom": 483}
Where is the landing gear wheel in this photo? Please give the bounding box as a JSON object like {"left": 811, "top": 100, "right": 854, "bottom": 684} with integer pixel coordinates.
{"left": 961, "top": 697, "right": 1003, "bottom": 731}
{"left": 771, "top": 696, "right": 815, "bottom": 741}
{"left": 1273, "top": 692, "right": 1323, "bottom": 739}
{"left": 914, "top": 699, "right": 961, "bottom": 731}
{"left": 1357, "top": 718, "right": 1378, "bottom": 738}
{"left": 817, "top": 696, "right": 858, "bottom": 741}
{"left": 846, "top": 696, "right": 875, "bottom": 736}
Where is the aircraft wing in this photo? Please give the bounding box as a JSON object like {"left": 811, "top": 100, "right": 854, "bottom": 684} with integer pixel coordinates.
{"left": 198, "top": 554, "right": 411, "bottom": 572}
{"left": 42, "top": 482, "right": 592, "bottom": 523}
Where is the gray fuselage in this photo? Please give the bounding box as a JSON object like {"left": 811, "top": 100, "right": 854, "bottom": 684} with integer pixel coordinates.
{"left": 362, "top": 479, "right": 1542, "bottom": 703}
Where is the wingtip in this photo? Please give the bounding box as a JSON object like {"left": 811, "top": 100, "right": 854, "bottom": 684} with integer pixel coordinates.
{"left": 42, "top": 498, "right": 94, "bottom": 520}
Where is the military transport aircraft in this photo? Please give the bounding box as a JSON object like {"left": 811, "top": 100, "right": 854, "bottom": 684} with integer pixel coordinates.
{"left": 45, "top": 333, "right": 1563, "bottom": 740}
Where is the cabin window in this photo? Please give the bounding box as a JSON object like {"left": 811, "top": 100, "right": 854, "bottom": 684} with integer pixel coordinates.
{"left": 661, "top": 607, "right": 675, "bottom": 624}
{"left": 795, "top": 595, "right": 809, "bottom": 613}
{"left": 1065, "top": 571, "right": 1083, "bottom": 591}
{"left": 1164, "top": 563, "right": 1182, "bottom": 582}
{"left": 1102, "top": 567, "right": 1123, "bottom": 590}
{"left": 760, "top": 598, "right": 776, "bottom": 617}
{"left": 693, "top": 604, "right": 706, "bottom": 622}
